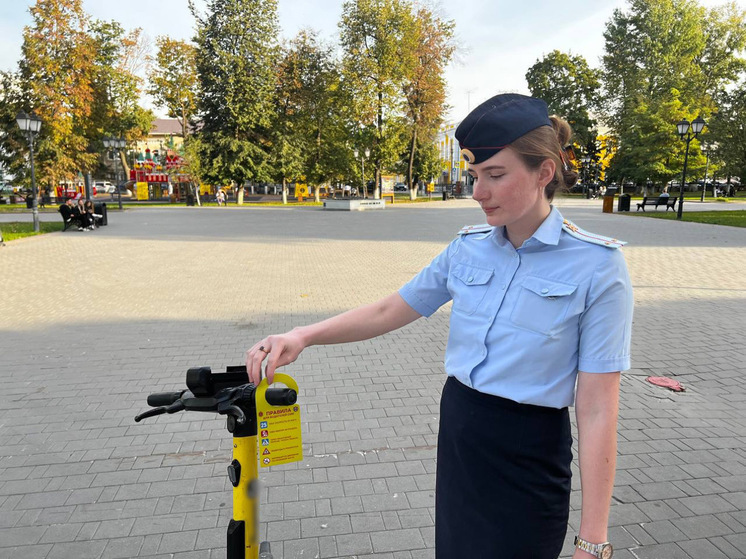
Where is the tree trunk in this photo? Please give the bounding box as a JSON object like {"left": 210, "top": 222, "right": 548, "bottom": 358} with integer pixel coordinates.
{"left": 282, "top": 176, "right": 288, "bottom": 205}
{"left": 120, "top": 151, "right": 130, "bottom": 180}
{"left": 408, "top": 127, "right": 417, "bottom": 201}
{"left": 237, "top": 182, "right": 244, "bottom": 205}
{"left": 375, "top": 90, "right": 383, "bottom": 200}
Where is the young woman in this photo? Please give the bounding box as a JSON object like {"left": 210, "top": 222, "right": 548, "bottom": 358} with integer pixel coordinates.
{"left": 246, "top": 94, "right": 632, "bottom": 559}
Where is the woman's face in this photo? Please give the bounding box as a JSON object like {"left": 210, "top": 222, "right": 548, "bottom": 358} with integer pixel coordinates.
{"left": 468, "top": 148, "right": 554, "bottom": 232}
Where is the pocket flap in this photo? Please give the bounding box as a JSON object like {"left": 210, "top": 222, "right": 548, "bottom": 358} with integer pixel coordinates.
{"left": 522, "top": 276, "right": 577, "bottom": 297}
{"left": 452, "top": 264, "right": 494, "bottom": 286}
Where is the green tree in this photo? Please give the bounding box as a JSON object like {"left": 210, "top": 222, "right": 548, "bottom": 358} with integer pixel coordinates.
{"left": 19, "top": 0, "right": 97, "bottom": 187}
{"left": 87, "top": 20, "right": 153, "bottom": 178}
{"left": 191, "top": 0, "right": 280, "bottom": 202}
{"left": 340, "top": 0, "right": 414, "bottom": 198}
{"left": 147, "top": 37, "right": 199, "bottom": 139}
{"left": 401, "top": 6, "right": 455, "bottom": 198}
{"left": 601, "top": 0, "right": 746, "bottom": 187}
{"left": 709, "top": 78, "right": 746, "bottom": 185}
{"left": 273, "top": 31, "right": 352, "bottom": 202}
{"left": 0, "top": 71, "right": 29, "bottom": 186}
{"left": 525, "top": 50, "right": 601, "bottom": 147}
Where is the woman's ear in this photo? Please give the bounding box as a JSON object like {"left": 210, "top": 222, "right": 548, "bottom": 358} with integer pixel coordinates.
{"left": 538, "top": 159, "right": 556, "bottom": 189}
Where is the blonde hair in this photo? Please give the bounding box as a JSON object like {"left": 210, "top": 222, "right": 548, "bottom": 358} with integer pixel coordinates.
{"left": 507, "top": 116, "right": 578, "bottom": 201}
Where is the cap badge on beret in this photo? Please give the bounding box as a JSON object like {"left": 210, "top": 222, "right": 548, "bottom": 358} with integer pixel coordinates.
{"left": 460, "top": 148, "right": 475, "bottom": 164}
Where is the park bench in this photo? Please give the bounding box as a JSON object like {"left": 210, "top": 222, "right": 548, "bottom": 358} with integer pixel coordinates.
{"left": 381, "top": 193, "right": 394, "bottom": 204}
{"left": 636, "top": 196, "right": 677, "bottom": 212}
{"left": 58, "top": 206, "right": 83, "bottom": 231}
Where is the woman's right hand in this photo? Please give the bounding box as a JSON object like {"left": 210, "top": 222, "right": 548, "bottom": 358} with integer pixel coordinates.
{"left": 246, "top": 329, "right": 307, "bottom": 385}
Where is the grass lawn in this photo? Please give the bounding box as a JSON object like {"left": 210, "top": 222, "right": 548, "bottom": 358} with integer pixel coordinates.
{"left": 0, "top": 221, "right": 64, "bottom": 241}
{"left": 627, "top": 210, "right": 746, "bottom": 228}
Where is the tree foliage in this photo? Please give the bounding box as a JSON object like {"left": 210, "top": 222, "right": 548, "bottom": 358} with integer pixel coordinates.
{"left": 601, "top": 0, "right": 746, "bottom": 185}
{"left": 709, "top": 78, "right": 746, "bottom": 182}
{"left": 19, "top": 0, "right": 97, "bottom": 186}
{"left": 191, "top": 0, "right": 280, "bottom": 191}
{"left": 271, "top": 30, "right": 351, "bottom": 201}
{"left": 87, "top": 20, "right": 153, "bottom": 170}
{"left": 340, "top": 0, "right": 415, "bottom": 196}
{"left": 148, "top": 37, "right": 199, "bottom": 139}
{"left": 401, "top": 5, "right": 455, "bottom": 196}
{"left": 525, "top": 50, "right": 601, "bottom": 147}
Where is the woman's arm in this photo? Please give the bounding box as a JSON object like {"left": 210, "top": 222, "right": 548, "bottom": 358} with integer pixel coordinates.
{"left": 246, "top": 292, "right": 422, "bottom": 384}
{"left": 573, "top": 370, "right": 621, "bottom": 558}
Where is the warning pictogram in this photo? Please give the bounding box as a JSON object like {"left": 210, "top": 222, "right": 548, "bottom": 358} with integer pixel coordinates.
{"left": 262, "top": 448, "right": 270, "bottom": 455}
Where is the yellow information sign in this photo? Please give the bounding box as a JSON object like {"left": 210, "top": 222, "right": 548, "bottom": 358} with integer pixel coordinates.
{"left": 427, "top": 183, "right": 435, "bottom": 193}
{"left": 136, "top": 181, "right": 149, "bottom": 201}
{"left": 255, "top": 373, "right": 303, "bottom": 468}
{"left": 295, "top": 183, "right": 309, "bottom": 198}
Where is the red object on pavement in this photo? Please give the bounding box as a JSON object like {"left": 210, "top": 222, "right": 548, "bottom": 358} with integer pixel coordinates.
{"left": 646, "top": 376, "right": 685, "bottom": 392}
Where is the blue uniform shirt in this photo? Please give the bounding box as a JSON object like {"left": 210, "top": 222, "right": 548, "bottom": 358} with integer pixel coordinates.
{"left": 399, "top": 207, "right": 633, "bottom": 409}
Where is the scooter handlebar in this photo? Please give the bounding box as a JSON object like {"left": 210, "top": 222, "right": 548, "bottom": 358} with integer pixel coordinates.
{"left": 147, "top": 391, "right": 185, "bottom": 407}
{"left": 265, "top": 388, "right": 297, "bottom": 406}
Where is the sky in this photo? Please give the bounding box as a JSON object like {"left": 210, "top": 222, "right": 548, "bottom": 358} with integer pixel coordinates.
{"left": 1, "top": 0, "right": 744, "bottom": 123}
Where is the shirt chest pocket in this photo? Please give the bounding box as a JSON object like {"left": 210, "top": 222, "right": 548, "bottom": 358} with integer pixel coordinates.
{"left": 449, "top": 263, "right": 494, "bottom": 315}
{"left": 510, "top": 276, "right": 578, "bottom": 336}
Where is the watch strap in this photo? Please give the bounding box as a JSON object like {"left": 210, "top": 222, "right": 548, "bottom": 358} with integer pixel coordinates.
{"left": 574, "top": 536, "right": 611, "bottom": 558}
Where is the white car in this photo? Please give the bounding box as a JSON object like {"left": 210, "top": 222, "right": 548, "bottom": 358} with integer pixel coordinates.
{"left": 94, "top": 181, "right": 115, "bottom": 194}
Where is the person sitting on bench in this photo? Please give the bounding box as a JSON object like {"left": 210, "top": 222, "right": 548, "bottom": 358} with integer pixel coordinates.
{"left": 84, "top": 199, "right": 103, "bottom": 228}
{"left": 59, "top": 197, "right": 86, "bottom": 230}
{"left": 73, "top": 196, "right": 94, "bottom": 230}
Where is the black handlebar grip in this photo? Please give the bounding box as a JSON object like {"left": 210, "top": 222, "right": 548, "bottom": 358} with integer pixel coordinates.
{"left": 147, "top": 391, "right": 184, "bottom": 407}
{"left": 265, "top": 388, "right": 297, "bottom": 406}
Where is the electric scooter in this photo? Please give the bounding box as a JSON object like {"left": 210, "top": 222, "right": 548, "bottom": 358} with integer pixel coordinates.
{"left": 135, "top": 365, "right": 300, "bottom": 559}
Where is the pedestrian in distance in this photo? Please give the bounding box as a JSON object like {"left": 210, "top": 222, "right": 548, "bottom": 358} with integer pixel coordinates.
{"left": 246, "top": 94, "right": 633, "bottom": 559}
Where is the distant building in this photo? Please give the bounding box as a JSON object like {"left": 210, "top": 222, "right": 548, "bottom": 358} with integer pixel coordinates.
{"left": 134, "top": 118, "right": 185, "bottom": 156}
{"left": 435, "top": 122, "right": 468, "bottom": 188}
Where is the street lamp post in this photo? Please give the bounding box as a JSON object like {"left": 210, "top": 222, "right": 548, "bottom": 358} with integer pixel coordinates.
{"left": 104, "top": 136, "right": 127, "bottom": 210}
{"left": 675, "top": 116, "right": 706, "bottom": 220}
{"left": 15, "top": 111, "right": 42, "bottom": 233}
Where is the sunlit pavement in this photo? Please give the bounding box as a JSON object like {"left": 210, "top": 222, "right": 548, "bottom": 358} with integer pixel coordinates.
{"left": 1, "top": 200, "right": 744, "bottom": 558}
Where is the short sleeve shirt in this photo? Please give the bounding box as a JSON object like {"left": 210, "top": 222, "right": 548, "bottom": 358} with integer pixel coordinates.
{"left": 398, "top": 207, "right": 633, "bottom": 408}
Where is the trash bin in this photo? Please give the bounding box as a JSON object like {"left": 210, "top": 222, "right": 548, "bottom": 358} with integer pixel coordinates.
{"left": 26, "top": 196, "right": 34, "bottom": 209}
{"left": 442, "top": 190, "right": 450, "bottom": 201}
{"left": 186, "top": 194, "right": 195, "bottom": 206}
{"left": 93, "top": 202, "right": 108, "bottom": 226}
{"left": 618, "top": 193, "right": 631, "bottom": 212}
{"left": 602, "top": 187, "right": 618, "bottom": 214}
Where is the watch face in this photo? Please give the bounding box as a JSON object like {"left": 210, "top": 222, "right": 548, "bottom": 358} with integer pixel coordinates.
{"left": 600, "top": 544, "right": 613, "bottom": 559}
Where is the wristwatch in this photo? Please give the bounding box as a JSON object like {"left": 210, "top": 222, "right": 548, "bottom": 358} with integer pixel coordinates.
{"left": 574, "top": 536, "right": 613, "bottom": 558}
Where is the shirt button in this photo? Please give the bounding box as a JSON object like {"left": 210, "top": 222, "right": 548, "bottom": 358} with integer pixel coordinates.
{"left": 467, "top": 276, "right": 474, "bottom": 283}
{"left": 501, "top": 284, "right": 506, "bottom": 290}
{"left": 541, "top": 288, "right": 549, "bottom": 294}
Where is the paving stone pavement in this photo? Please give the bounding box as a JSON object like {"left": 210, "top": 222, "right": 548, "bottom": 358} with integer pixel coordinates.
{"left": 1, "top": 198, "right": 745, "bottom": 559}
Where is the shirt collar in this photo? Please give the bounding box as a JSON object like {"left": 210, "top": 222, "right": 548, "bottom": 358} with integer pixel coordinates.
{"left": 492, "top": 206, "right": 563, "bottom": 249}
{"left": 529, "top": 206, "right": 563, "bottom": 247}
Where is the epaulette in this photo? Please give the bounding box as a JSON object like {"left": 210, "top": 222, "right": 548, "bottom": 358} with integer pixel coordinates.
{"left": 458, "top": 223, "right": 493, "bottom": 236}
{"left": 562, "top": 219, "right": 626, "bottom": 248}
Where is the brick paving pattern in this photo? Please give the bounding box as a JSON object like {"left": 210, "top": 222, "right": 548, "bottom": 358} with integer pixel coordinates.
{"left": 1, "top": 198, "right": 744, "bottom": 558}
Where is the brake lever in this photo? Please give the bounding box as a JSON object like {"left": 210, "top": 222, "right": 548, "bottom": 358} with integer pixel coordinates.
{"left": 135, "top": 407, "right": 167, "bottom": 422}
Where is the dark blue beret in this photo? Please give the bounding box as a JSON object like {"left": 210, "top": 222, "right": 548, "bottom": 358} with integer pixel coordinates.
{"left": 455, "top": 94, "right": 552, "bottom": 164}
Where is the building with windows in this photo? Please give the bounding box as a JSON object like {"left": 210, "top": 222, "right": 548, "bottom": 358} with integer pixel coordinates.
{"left": 435, "top": 121, "right": 472, "bottom": 195}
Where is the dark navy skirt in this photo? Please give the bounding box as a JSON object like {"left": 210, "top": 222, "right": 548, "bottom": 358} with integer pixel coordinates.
{"left": 436, "top": 377, "right": 572, "bottom": 559}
